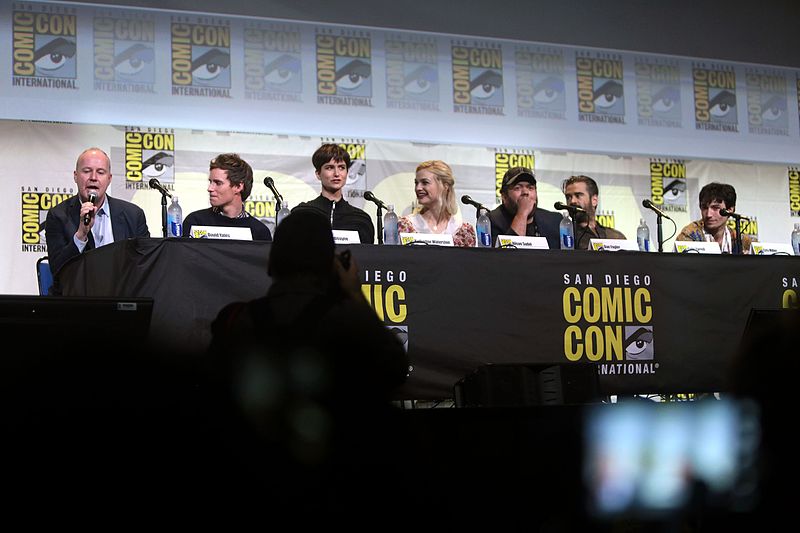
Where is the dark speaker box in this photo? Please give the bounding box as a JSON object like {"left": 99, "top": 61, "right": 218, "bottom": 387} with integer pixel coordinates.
{"left": 454, "top": 363, "right": 602, "bottom": 407}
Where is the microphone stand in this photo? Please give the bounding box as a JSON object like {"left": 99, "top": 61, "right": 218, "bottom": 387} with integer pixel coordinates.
{"left": 733, "top": 217, "right": 743, "bottom": 255}
{"left": 656, "top": 213, "right": 664, "bottom": 253}
{"left": 160, "top": 192, "right": 168, "bottom": 238}
{"left": 376, "top": 204, "right": 384, "bottom": 245}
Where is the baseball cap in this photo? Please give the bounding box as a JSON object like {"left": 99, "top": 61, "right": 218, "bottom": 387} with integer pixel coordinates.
{"left": 501, "top": 167, "right": 537, "bottom": 192}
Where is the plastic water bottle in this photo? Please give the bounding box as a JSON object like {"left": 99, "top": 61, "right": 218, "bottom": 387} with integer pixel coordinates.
{"left": 476, "top": 208, "right": 491, "bottom": 247}
{"left": 276, "top": 200, "right": 291, "bottom": 226}
{"left": 383, "top": 204, "right": 399, "bottom": 245}
{"left": 559, "top": 212, "right": 574, "bottom": 250}
{"left": 167, "top": 196, "right": 182, "bottom": 237}
{"left": 636, "top": 218, "right": 651, "bottom": 252}
{"left": 792, "top": 223, "right": 800, "bottom": 255}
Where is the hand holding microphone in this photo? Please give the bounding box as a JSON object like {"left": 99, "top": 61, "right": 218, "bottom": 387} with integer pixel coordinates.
{"left": 83, "top": 191, "right": 98, "bottom": 226}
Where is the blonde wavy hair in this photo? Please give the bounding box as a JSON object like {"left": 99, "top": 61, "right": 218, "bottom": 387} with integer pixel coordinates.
{"left": 414, "top": 160, "right": 457, "bottom": 218}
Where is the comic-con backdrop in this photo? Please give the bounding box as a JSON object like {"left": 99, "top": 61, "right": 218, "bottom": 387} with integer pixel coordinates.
{"left": 2, "top": 1, "right": 800, "bottom": 294}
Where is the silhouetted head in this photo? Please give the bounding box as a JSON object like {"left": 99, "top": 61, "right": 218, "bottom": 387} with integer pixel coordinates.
{"left": 267, "top": 211, "right": 334, "bottom": 279}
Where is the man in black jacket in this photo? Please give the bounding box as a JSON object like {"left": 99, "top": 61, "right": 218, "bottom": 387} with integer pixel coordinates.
{"left": 45, "top": 147, "right": 150, "bottom": 275}
{"left": 488, "top": 166, "right": 561, "bottom": 249}
{"left": 292, "top": 143, "right": 375, "bottom": 244}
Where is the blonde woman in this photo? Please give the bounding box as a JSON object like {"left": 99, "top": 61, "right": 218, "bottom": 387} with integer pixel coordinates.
{"left": 397, "top": 160, "right": 476, "bottom": 247}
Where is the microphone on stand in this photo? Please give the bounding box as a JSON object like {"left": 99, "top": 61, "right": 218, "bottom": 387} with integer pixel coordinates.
{"left": 364, "top": 191, "right": 388, "bottom": 209}
{"left": 641, "top": 199, "right": 673, "bottom": 221}
{"left": 554, "top": 201, "right": 586, "bottom": 214}
{"left": 263, "top": 176, "right": 284, "bottom": 205}
{"left": 719, "top": 208, "right": 749, "bottom": 220}
{"left": 83, "top": 191, "right": 98, "bottom": 226}
{"left": 461, "top": 195, "right": 489, "bottom": 212}
{"left": 148, "top": 178, "right": 173, "bottom": 198}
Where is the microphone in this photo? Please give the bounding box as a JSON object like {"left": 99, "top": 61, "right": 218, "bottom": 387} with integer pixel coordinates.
{"left": 83, "top": 191, "right": 98, "bottom": 226}
{"left": 641, "top": 199, "right": 673, "bottom": 221}
{"left": 263, "top": 176, "right": 283, "bottom": 205}
{"left": 461, "top": 195, "right": 488, "bottom": 212}
{"left": 363, "top": 190, "right": 387, "bottom": 209}
{"left": 554, "top": 201, "right": 586, "bottom": 214}
{"left": 148, "top": 178, "right": 172, "bottom": 198}
{"left": 720, "top": 208, "right": 749, "bottom": 220}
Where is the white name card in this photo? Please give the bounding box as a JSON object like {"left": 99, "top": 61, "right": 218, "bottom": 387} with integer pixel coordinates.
{"left": 589, "top": 239, "right": 639, "bottom": 252}
{"left": 190, "top": 225, "right": 253, "bottom": 240}
{"left": 400, "top": 232, "right": 454, "bottom": 247}
{"left": 674, "top": 241, "right": 721, "bottom": 254}
{"left": 750, "top": 242, "right": 794, "bottom": 255}
{"left": 332, "top": 230, "right": 361, "bottom": 244}
{"left": 496, "top": 235, "right": 549, "bottom": 249}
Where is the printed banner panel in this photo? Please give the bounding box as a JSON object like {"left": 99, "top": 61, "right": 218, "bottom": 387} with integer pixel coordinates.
{"left": 56, "top": 238, "right": 800, "bottom": 400}
{"left": 2, "top": 2, "right": 800, "bottom": 164}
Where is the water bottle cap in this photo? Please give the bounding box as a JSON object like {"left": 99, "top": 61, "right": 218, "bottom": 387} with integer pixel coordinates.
{"left": 172, "top": 195, "right": 178, "bottom": 201}
{"left": 795, "top": 223, "right": 800, "bottom": 230}
{"left": 387, "top": 204, "right": 394, "bottom": 211}
{"left": 640, "top": 218, "right": 646, "bottom": 224}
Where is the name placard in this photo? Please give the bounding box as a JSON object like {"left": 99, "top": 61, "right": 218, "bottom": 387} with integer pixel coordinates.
{"left": 750, "top": 242, "right": 793, "bottom": 255}
{"left": 674, "top": 241, "right": 721, "bottom": 254}
{"left": 189, "top": 225, "right": 253, "bottom": 240}
{"left": 496, "top": 235, "right": 549, "bottom": 249}
{"left": 332, "top": 230, "right": 361, "bottom": 244}
{"left": 400, "top": 232, "right": 454, "bottom": 246}
{"left": 589, "top": 239, "right": 639, "bottom": 252}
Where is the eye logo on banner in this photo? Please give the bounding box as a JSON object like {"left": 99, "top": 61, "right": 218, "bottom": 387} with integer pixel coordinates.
{"left": 20, "top": 187, "right": 73, "bottom": 252}
{"left": 515, "top": 45, "right": 565, "bottom": 120}
{"left": 789, "top": 167, "right": 800, "bottom": 217}
{"left": 93, "top": 9, "right": 156, "bottom": 92}
{"left": 11, "top": 3, "right": 78, "bottom": 89}
{"left": 649, "top": 159, "right": 687, "bottom": 213}
{"left": 635, "top": 58, "right": 681, "bottom": 128}
{"left": 575, "top": 51, "right": 625, "bottom": 124}
{"left": 362, "top": 269, "right": 410, "bottom": 358}
{"left": 745, "top": 67, "right": 788, "bottom": 136}
{"left": 170, "top": 16, "right": 231, "bottom": 98}
{"left": 562, "top": 273, "right": 656, "bottom": 376}
{"left": 123, "top": 128, "right": 175, "bottom": 190}
{"left": 385, "top": 34, "right": 439, "bottom": 112}
{"left": 692, "top": 62, "right": 738, "bottom": 132}
{"left": 316, "top": 28, "right": 373, "bottom": 107}
{"left": 494, "top": 150, "right": 535, "bottom": 201}
{"left": 451, "top": 40, "right": 504, "bottom": 115}
{"left": 244, "top": 23, "right": 302, "bottom": 102}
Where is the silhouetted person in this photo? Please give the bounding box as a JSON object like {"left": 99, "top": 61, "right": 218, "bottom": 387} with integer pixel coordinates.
{"left": 208, "top": 210, "right": 408, "bottom": 523}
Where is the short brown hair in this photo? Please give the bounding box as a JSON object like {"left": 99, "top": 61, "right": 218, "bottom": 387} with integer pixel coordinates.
{"left": 312, "top": 143, "right": 351, "bottom": 172}
{"left": 562, "top": 175, "right": 599, "bottom": 197}
{"left": 210, "top": 153, "right": 254, "bottom": 201}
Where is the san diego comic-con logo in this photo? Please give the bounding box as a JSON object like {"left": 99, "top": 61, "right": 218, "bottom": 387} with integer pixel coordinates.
{"left": 245, "top": 197, "right": 277, "bottom": 236}
{"left": 93, "top": 10, "right": 155, "bottom": 93}
{"left": 20, "top": 186, "right": 74, "bottom": 253}
{"left": 515, "top": 45, "right": 565, "bottom": 120}
{"left": 635, "top": 58, "right": 681, "bottom": 128}
{"left": 124, "top": 128, "right": 175, "bottom": 190}
{"left": 171, "top": 16, "right": 231, "bottom": 98}
{"left": 243, "top": 23, "right": 303, "bottom": 102}
{"left": 494, "top": 150, "right": 534, "bottom": 202}
{"left": 562, "top": 272, "right": 656, "bottom": 376}
{"left": 692, "top": 62, "right": 738, "bottom": 132}
{"left": 12, "top": 3, "right": 78, "bottom": 89}
{"left": 451, "top": 40, "right": 504, "bottom": 115}
{"left": 385, "top": 34, "right": 439, "bottom": 112}
{"left": 782, "top": 277, "right": 800, "bottom": 309}
{"left": 745, "top": 67, "right": 788, "bottom": 136}
{"left": 362, "top": 268, "right": 410, "bottom": 363}
{"left": 726, "top": 217, "right": 758, "bottom": 244}
{"left": 575, "top": 51, "right": 625, "bottom": 124}
{"left": 788, "top": 167, "right": 800, "bottom": 217}
{"left": 649, "top": 159, "right": 687, "bottom": 213}
{"left": 316, "top": 28, "right": 373, "bottom": 107}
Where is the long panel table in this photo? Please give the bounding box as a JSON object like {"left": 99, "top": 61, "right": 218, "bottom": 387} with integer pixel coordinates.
{"left": 58, "top": 238, "right": 799, "bottom": 399}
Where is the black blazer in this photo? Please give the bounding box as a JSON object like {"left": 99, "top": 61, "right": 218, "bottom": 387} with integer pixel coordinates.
{"left": 488, "top": 204, "right": 562, "bottom": 250}
{"left": 45, "top": 194, "right": 150, "bottom": 274}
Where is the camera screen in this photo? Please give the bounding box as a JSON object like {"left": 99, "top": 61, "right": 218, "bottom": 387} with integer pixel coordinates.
{"left": 583, "top": 399, "right": 760, "bottom": 518}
